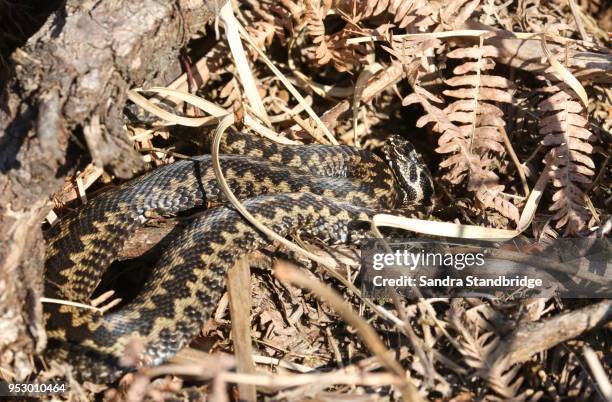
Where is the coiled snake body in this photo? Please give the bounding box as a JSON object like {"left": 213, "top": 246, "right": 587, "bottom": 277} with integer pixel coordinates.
{"left": 44, "top": 130, "right": 433, "bottom": 382}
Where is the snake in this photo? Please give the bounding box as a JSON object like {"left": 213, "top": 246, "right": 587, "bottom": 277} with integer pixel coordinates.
{"left": 43, "top": 129, "right": 434, "bottom": 383}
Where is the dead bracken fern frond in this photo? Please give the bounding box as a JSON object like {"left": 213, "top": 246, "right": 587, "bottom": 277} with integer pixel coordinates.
{"left": 364, "top": 0, "right": 436, "bottom": 29}
{"left": 439, "top": 0, "right": 481, "bottom": 29}
{"left": 538, "top": 89, "right": 596, "bottom": 235}
{"left": 448, "top": 306, "right": 498, "bottom": 372}
{"left": 406, "top": 42, "right": 520, "bottom": 223}
{"left": 304, "top": 0, "right": 333, "bottom": 65}
{"left": 486, "top": 361, "right": 540, "bottom": 402}
{"left": 448, "top": 305, "right": 541, "bottom": 401}
{"left": 304, "top": 0, "right": 366, "bottom": 72}
{"left": 443, "top": 44, "right": 519, "bottom": 222}
{"left": 387, "top": 35, "right": 441, "bottom": 71}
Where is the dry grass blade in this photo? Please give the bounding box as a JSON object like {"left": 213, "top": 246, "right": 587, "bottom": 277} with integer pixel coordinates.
{"left": 582, "top": 346, "right": 612, "bottom": 401}
{"left": 127, "top": 90, "right": 216, "bottom": 127}
{"left": 53, "top": 163, "right": 104, "bottom": 205}
{"left": 251, "top": 355, "right": 313, "bottom": 373}
{"left": 347, "top": 29, "right": 538, "bottom": 45}
{"left": 540, "top": 32, "right": 589, "bottom": 109}
{"left": 353, "top": 62, "right": 383, "bottom": 147}
{"left": 137, "top": 87, "right": 296, "bottom": 144}
{"left": 517, "top": 157, "right": 553, "bottom": 232}
{"left": 147, "top": 86, "right": 228, "bottom": 117}
{"left": 152, "top": 361, "right": 402, "bottom": 388}
{"left": 227, "top": 257, "right": 257, "bottom": 402}
{"left": 372, "top": 215, "right": 519, "bottom": 239}
{"left": 40, "top": 297, "right": 102, "bottom": 313}
{"left": 218, "top": 371, "right": 402, "bottom": 388}
{"left": 219, "top": 1, "right": 270, "bottom": 125}
{"left": 498, "top": 124, "right": 529, "bottom": 197}
{"left": 372, "top": 152, "right": 552, "bottom": 237}
{"left": 567, "top": 0, "right": 589, "bottom": 42}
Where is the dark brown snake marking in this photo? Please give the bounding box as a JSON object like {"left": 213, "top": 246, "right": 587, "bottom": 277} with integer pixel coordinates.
{"left": 44, "top": 130, "right": 433, "bottom": 382}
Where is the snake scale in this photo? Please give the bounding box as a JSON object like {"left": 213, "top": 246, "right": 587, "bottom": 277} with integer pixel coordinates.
{"left": 43, "top": 129, "right": 434, "bottom": 382}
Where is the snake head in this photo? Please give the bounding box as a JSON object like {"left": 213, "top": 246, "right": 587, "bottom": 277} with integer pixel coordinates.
{"left": 382, "top": 135, "right": 435, "bottom": 209}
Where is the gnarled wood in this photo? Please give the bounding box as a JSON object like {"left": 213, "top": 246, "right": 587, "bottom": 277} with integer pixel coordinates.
{"left": 0, "top": 0, "right": 212, "bottom": 379}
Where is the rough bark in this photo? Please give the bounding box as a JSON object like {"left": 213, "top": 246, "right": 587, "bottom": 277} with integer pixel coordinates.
{"left": 0, "top": 0, "right": 212, "bottom": 379}
{"left": 494, "top": 300, "right": 612, "bottom": 367}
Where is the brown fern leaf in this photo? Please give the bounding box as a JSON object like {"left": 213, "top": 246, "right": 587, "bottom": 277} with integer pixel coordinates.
{"left": 305, "top": 0, "right": 333, "bottom": 64}
{"left": 404, "top": 86, "right": 460, "bottom": 145}
{"left": 435, "top": 44, "right": 519, "bottom": 222}
{"left": 407, "top": 82, "right": 518, "bottom": 223}
{"left": 440, "top": 0, "right": 481, "bottom": 29}
{"left": 240, "top": 0, "right": 294, "bottom": 48}
{"left": 387, "top": 35, "right": 441, "bottom": 67}
{"left": 487, "top": 361, "right": 535, "bottom": 401}
{"left": 305, "top": 2, "right": 327, "bottom": 40}
{"left": 471, "top": 164, "right": 521, "bottom": 223}
{"left": 449, "top": 306, "right": 538, "bottom": 400}
{"left": 304, "top": 0, "right": 365, "bottom": 71}
{"left": 538, "top": 90, "right": 596, "bottom": 234}
{"left": 364, "top": 0, "right": 436, "bottom": 29}
{"left": 448, "top": 307, "right": 498, "bottom": 371}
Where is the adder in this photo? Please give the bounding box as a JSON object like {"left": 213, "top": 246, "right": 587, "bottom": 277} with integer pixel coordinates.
{"left": 43, "top": 129, "right": 434, "bottom": 382}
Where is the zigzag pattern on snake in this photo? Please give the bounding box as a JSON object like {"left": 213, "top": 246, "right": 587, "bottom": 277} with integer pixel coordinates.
{"left": 43, "top": 129, "right": 434, "bottom": 382}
